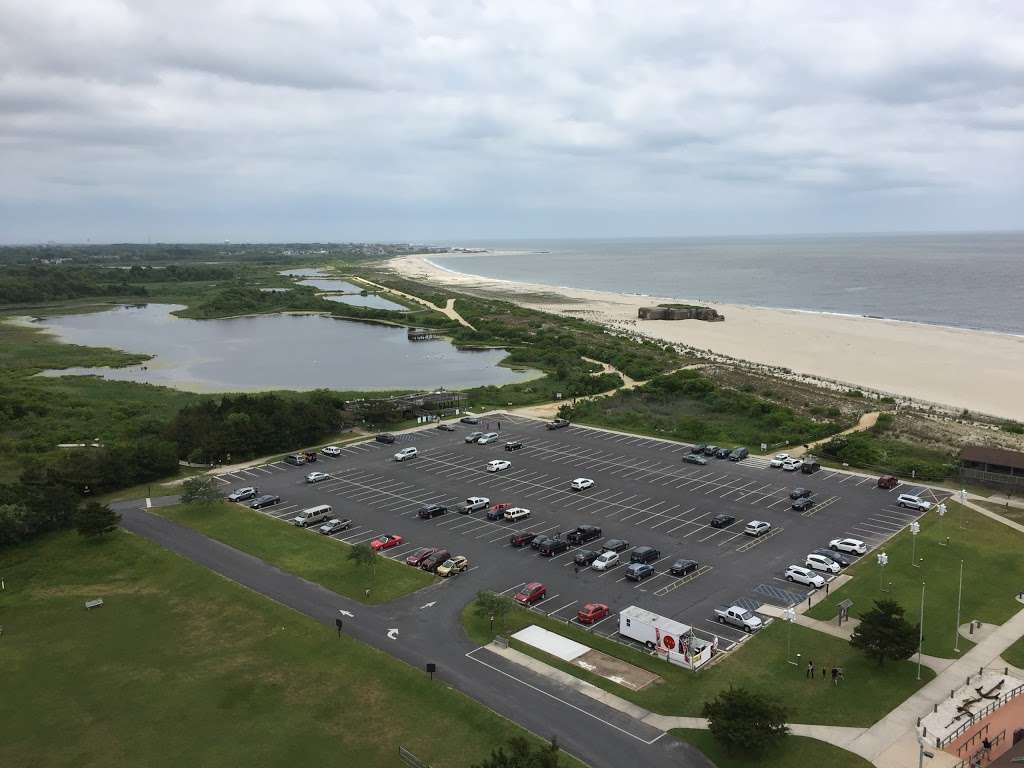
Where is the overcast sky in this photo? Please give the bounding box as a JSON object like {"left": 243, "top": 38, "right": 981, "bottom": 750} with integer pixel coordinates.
{"left": 1, "top": 1, "right": 1022, "bottom": 243}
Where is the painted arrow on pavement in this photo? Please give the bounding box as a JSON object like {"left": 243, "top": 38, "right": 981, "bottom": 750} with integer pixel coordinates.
{"left": 387, "top": 628, "right": 399, "bottom": 640}
{"left": 338, "top": 609, "right": 355, "bottom": 618}
{"left": 420, "top": 601, "right": 437, "bottom": 610}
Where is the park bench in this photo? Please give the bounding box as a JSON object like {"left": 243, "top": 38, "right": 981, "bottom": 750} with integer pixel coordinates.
{"left": 84, "top": 598, "right": 104, "bottom": 610}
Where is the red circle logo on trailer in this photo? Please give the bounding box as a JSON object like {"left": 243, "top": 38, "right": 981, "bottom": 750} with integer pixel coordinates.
{"left": 662, "top": 635, "right": 676, "bottom": 650}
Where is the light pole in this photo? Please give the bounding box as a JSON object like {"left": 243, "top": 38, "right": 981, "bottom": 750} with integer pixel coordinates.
{"left": 784, "top": 607, "right": 796, "bottom": 665}
{"left": 959, "top": 488, "right": 967, "bottom": 529}
{"left": 937, "top": 503, "right": 946, "bottom": 543}
{"left": 954, "top": 560, "right": 963, "bottom": 654}
{"left": 910, "top": 521, "right": 921, "bottom": 567}
{"left": 877, "top": 551, "right": 888, "bottom": 592}
{"left": 917, "top": 581, "right": 926, "bottom": 681}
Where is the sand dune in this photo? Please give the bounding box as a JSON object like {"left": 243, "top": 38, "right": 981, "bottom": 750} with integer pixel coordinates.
{"left": 387, "top": 254, "right": 1024, "bottom": 422}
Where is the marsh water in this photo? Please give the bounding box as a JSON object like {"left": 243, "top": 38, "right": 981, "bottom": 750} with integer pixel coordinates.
{"left": 35, "top": 304, "right": 536, "bottom": 392}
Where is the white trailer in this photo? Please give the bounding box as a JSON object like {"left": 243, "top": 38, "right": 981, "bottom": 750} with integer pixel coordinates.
{"left": 618, "top": 605, "right": 713, "bottom": 670}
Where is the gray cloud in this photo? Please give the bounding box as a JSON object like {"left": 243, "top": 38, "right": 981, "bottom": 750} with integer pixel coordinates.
{"left": 0, "top": 0, "right": 1021, "bottom": 242}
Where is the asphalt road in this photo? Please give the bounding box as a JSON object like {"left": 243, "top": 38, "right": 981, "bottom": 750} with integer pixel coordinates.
{"left": 118, "top": 505, "right": 713, "bottom": 768}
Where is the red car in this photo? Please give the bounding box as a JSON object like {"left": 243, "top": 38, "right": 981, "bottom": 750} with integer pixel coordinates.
{"left": 370, "top": 534, "right": 403, "bottom": 551}
{"left": 487, "top": 502, "right": 513, "bottom": 521}
{"left": 877, "top": 475, "right": 899, "bottom": 489}
{"left": 576, "top": 603, "right": 610, "bottom": 625}
{"left": 514, "top": 582, "right": 547, "bottom": 605}
{"left": 405, "top": 547, "right": 438, "bottom": 567}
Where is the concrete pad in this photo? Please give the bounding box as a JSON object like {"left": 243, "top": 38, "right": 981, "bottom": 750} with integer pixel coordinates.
{"left": 512, "top": 625, "right": 589, "bottom": 661}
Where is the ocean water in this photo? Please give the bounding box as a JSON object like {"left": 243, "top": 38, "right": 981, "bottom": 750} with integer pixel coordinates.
{"left": 430, "top": 233, "right": 1024, "bottom": 335}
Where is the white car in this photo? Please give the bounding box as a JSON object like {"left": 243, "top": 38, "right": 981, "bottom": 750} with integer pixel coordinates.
{"left": 570, "top": 477, "right": 594, "bottom": 491}
{"left": 591, "top": 550, "right": 620, "bottom": 571}
{"left": 463, "top": 496, "right": 490, "bottom": 512}
{"left": 786, "top": 565, "right": 826, "bottom": 588}
{"left": 477, "top": 432, "right": 499, "bottom": 444}
{"left": 805, "top": 553, "right": 840, "bottom": 574}
{"left": 782, "top": 458, "right": 804, "bottom": 472}
{"left": 744, "top": 520, "right": 772, "bottom": 537}
{"left": 393, "top": 447, "right": 418, "bottom": 462}
{"left": 320, "top": 445, "right": 342, "bottom": 457}
{"left": 897, "top": 494, "right": 932, "bottom": 511}
{"left": 305, "top": 471, "right": 330, "bottom": 483}
{"left": 487, "top": 459, "right": 512, "bottom": 472}
{"left": 769, "top": 453, "right": 790, "bottom": 468}
{"left": 830, "top": 538, "right": 867, "bottom": 555}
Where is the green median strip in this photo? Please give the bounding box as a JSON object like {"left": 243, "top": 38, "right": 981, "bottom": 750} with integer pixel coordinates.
{"left": 671, "top": 729, "right": 872, "bottom": 768}
{"left": 152, "top": 501, "right": 434, "bottom": 604}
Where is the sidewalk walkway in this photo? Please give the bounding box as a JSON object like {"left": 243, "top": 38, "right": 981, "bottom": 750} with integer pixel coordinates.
{"left": 848, "top": 604, "right": 1024, "bottom": 768}
{"left": 350, "top": 276, "right": 477, "bottom": 330}
{"left": 789, "top": 411, "right": 881, "bottom": 458}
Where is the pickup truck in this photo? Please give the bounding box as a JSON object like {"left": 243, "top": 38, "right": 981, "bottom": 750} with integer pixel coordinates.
{"left": 713, "top": 605, "right": 763, "bottom": 633}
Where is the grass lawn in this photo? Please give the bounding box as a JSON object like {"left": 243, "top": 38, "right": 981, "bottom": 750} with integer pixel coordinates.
{"left": 671, "top": 729, "right": 872, "bottom": 768}
{"left": 0, "top": 531, "right": 583, "bottom": 768}
{"left": 1005, "top": 634, "right": 1024, "bottom": 670}
{"left": 808, "top": 502, "right": 1024, "bottom": 658}
{"left": 463, "top": 600, "right": 931, "bottom": 726}
{"left": 153, "top": 501, "right": 433, "bottom": 604}
{"left": 974, "top": 499, "right": 1024, "bottom": 526}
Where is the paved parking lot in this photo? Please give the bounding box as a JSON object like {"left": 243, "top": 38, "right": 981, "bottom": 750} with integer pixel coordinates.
{"left": 213, "top": 413, "right": 950, "bottom": 651}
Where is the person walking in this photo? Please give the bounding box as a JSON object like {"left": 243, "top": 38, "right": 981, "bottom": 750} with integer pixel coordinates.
{"left": 831, "top": 667, "right": 839, "bottom": 686}
{"left": 806, "top": 660, "right": 815, "bottom": 679}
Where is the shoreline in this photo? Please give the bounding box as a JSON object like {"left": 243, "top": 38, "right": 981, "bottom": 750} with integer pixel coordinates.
{"left": 388, "top": 254, "right": 1024, "bottom": 422}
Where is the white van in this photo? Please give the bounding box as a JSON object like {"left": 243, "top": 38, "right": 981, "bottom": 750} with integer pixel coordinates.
{"left": 503, "top": 507, "right": 531, "bottom": 523}
{"left": 292, "top": 504, "right": 333, "bottom": 527}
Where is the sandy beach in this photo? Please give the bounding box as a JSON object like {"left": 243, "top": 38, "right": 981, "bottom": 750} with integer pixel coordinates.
{"left": 388, "top": 254, "right": 1024, "bottom": 422}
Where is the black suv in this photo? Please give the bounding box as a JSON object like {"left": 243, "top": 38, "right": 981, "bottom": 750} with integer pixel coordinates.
{"left": 417, "top": 504, "right": 448, "bottom": 519}
{"left": 566, "top": 524, "right": 602, "bottom": 545}
{"left": 530, "top": 535, "right": 553, "bottom": 551}
{"left": 539, "top": 537, "right": 569, "bottom": 557}
{"left": 670, "top": 559, "right": 699, "bottom": 576}
{"left": 249, "top": 494, "right": 281, "bottom": 509}
{"left": 601, "top": 538, "right": 630, "bottom": 553}
{"left": 709, "top": 514, "right": 735, "bottom": 529}
{"left": 573, "top": 549, "right": 600, "bottom": 567}
{"left": 789, "top": 487, "right": 812, "bottom": 500}
{"left": 546, "top": 418, "right": 569, "bottom": 430}
{"left": 504, "top": 440, "right": 524, "bottom": 451}
{"left": 630, "top": 546, "right": 660, "bottom": 564}
{"left": 375, "top": 433, "right": 396, "bottom": 444}
{"left": 459, "top": 416, "right": 480, "bottom": 425}
{"left": 792, "top": 497, "right": 814, "bottom": 512}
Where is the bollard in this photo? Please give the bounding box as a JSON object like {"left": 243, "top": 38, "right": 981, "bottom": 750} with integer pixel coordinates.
{"left": 924, "top": 726, "right": 928, "bottom": 738}
{"left": 970, "top": 622, "right": 974, "bottom": 635}
{"left": 934, "top": 703, "right": 938, "bottom": 713}
{"left": 951, "top": 690, "right": 955, "bottom": 699}
{"left": 918, "top": 717, "right": 921, "bottom": 727}
{"left": 979, "top": 666, "right": 983, "bottom": 675}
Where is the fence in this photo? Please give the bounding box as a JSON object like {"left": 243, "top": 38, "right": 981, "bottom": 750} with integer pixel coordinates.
{"left": 939, "top": 682, "right": 1024, "bottom": 748}
{"left": 399, "top": 746, "right": 431, "bottom": 768}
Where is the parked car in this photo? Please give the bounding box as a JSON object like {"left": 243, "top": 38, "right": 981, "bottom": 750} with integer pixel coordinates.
{"left": 530, "top": 535, "right": 553, "bottom": 552}
{"left": 504, "top": 440, "right": 524, "bottom": 451}
{"left": 811, "top": 547, "right": 850, "bottom": 567}
{"left": 591, "top": 550, "right": 620, "bottom": 571}
{"left": 546, "top": 418, "right": 570, "bottom": 430}
{"left": 457, "top": 496, "right": 490, "bottom": 514}
{"left": 459, "top": 416, "right": 480, "bottom": 425}
{"left": 514, "top": 582, "right": 547, "bottom": 605}
{"left": 709, "top": 514, "right": 735, "bottom": 529}
{"left": 285, "top": 453, "right": 306, "bottom": 466}
{"left": 670, "top": 559, "right": 699, "bottom": 576}
{"left": 791, "top": 497, "right": 814, "bottom": 512}
{"left": 570, "top": 477, "right": 594, "bottom": 492}
{"left": 703, "top": 445, "right": 719, "bottom": 456}
{"left": 769, "top": 453, "right": 790, "bottom": 468}
{"left": 729, "top": 447, "right": 749, "bottom": 461}
{"left": 318, "top": 518, "right": 351, "bottom": 535}
{"left": 601, "top": 538, "right": 630, "bottom": 553}
{"left": 503, "top": 507, "right": 531, "bottom": 523}
{"left": 393, "top": 447, "right": 418, "bottom": 462}
{"left": 684, "top": 453, "right": 708, "bottom": 466}
{"left": 573, "top": 549, "right": 601, "bottom": 567}
{"left": 436, "top": 555, "right": 469, "bottom": 577}
{"left": 714, "top": 605, "right": 763, "bottom": 632}
{"left": 877, "top": 475, "right": 899, "bottom": 489}
{"left": 897, "top": 493, "right": 932, "bottom": 511}
{"left": 509, "top": 532, "right": 538, "bottom": 548}
{"left": 477, "top": 432, "right": 499, "bottom": 444}
{"left": 691, "top": 444, "right": 707, "bottom": 454}
{"left": 321, "top": 445, "right": 342, "bottom": 457}
{"left": 227, "top": 486, "right": 257, "bottom": 502}
{"left": 789, "top": 487, "right": 812, "bottom": 500}
{"left": 464, "top": 431, "right": 484, "bottom": 443}
{"left": 292, "top": 505, "right": 333, "bottom": 528}
{"left": 486, "top": 502, "right": 512, "bottom": 521}
{"left": 744, "top": 520, "right": 772, "bottom": 537}
{"left": 576, "top": 603, "right": 610, "bottom": 625}
{"left": 375, "top": 433, "right": 396, "bottom": 444}
{"left": 249, "top": 494, "right": 281, "bottom": 509}
{"left": 625, "top": 562, "right": 655, "bottom": 581}
{"left": 630, "top": 545, "right": 660, "bottom": 564}
{"left": 829, "top": 537, "right": 867, "bottom": 555}
{"left": 801, "top": 461, "right": 821, "bottom": 474}
{"left": 417, "top": 503, "right": 448, "bottom": 519}
{"left": 420, "top": 550, "right": 451, "bottom": 572}
{"left": 302, "top": 451, "right": 318, "bottom": 463}
{"left": 715, "top": 447, "right": 732, "bottom": 459}
{"left": 486, "top": 459, "right": 512, "bottom": 472}
{"left": 305, "top": 471, "right": 330, "bottom": 483}
{"left": 782, "top": 458, "right": 804, "bottom": 472}
{"left": 405, "top": 547, "right": 440, "bottom": 567}
{"left": 785, "top": 565, "right": 825, "bottom": 588}
{"left": 566, "top": 524, "right": 601, "bottom": 545}
{"left": 436, "top": 423, "right": 456, "bottom": 432}
{"left": 370, "top": 534, "right": 403, "bottom": 551}
{"left": 539, "top": 537, "right": 569, "bottom": 556}
{"left": 805, "top": 553, "right": 840, "bottom": 574}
